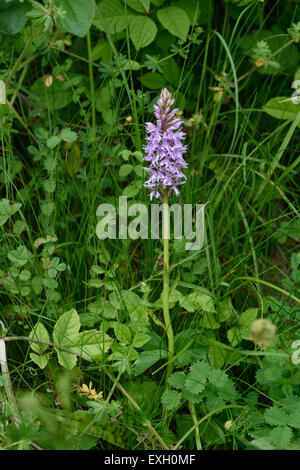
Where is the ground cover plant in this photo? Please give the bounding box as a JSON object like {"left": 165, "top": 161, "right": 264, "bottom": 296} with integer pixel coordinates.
{"left": 0, "top": 0, "right": 300, "bottom": 451}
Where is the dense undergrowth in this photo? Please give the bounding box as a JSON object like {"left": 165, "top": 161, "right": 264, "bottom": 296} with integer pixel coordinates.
{"left": 0, "top": 0, "right": 300, "bottom": 450}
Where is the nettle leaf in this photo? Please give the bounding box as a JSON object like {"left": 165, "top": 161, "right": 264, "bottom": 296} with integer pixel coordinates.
{"left": 8, "top": 245, "right": 29, "bottom": 266}
{"left": 0, "top": 0, "right": 30, "bottom": 35}
{"left": 53, "top": 309, "right": 81, "bottom": 368}
{"left": 185, "top": 361, "right": 212, "bottom": 394}
{"left": 125, "top": 0, "right": 150, "bottom": 13}
{"left": 0, "top": 199, "right": 22, "bottom": 227}
{"left": 56, "top": 0, "right": 95, "bottom": 37}
{"left": 263, "top": 97, "right": 300, "bottom": 121}
{"left": 161, "top": 390, "right": 182, "bottom": 410}
{"left": 129, "top": 16, "right": 157, "bottom": 50}
{"left": 97, "top": 0, "right": 135, "bottom": 34}
{"left": 157, "top": 6, "right": 190, "bottom": 41}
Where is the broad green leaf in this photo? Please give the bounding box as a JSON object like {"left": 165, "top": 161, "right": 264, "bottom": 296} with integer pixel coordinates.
{"left": 30, "top": 323, "right": 50, "bottom": 354}
{"left": 161, "top": 390, "right": 182, "bottom": 410}
{"left": 227, "top": 326, "right": 242, "bottom": 347}
{"left": 239, "top": 308, "right": 258, "bottom": 328}
{"left": 134, "top": 349, "right": 167, "bottom": 375}
{"left": 217, "top": 298, "right": 233, "bottom": 322}
{"left": 0, "top": 199, "right": 22, "bottom": 227}
{"left": 0, "top": 0, "right": 30, "bottom": 35}
{"left": 129, "top": 16, "right": 157, "bottom": 49}
{"left": 114, "top": 322, "right": 132, "bottom": 344}
{"left": 91, "top": 39, "right": 112, "bottom": 63}
{"left": 30, "top": 352, "right": 49, "bottom": 369}
{"left": 97, "top": 0, "right": 134, "bottom": 34}
{"left": 172, "top": 0, "right": 201, "bottom": 25}
{"left": 53, "top": 309, "right": 81, "bottom": 368}
{"left": 125, "top": 0, "right": 150, "bottom": 12}
{"left": 157, "top": 6, "right": 190, "bottom": 41}
{"left": 73, "top": 330, "right": 112, "bottom": 360}
{"left": 8, "top": 245, "right": 29, "bottom": 266}
{"left": 208, "top": 344, "right": 225, "bottom": 369}
{"left": 263, "top": 97, "right": 300, "bottom": 120}
{"left": 138, "top": 72, "right": 166, "bottom": 89}
{"left": 56, "top": 0, "right": 95, "bottom": 37}
{"left": 132, "top": 333, "right": 150, "bottom": 348}
{"left": 31, "top": 78, "right": 73, "bottom": 111}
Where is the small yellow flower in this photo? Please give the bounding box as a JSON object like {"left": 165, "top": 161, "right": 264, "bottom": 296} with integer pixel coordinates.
{"left": 79, "top": 381, "right": 103, "bottom": 400}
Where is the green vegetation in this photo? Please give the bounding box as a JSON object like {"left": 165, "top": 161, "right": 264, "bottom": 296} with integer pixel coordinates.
{"left": 0, "top": 0, "right": 300, "bottom": 451}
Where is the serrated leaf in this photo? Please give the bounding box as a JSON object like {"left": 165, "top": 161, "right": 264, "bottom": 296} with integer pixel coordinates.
{"left": 157, "top": 6, "right": 190, "bottom": 41}
{"left": 161, "top": 390, "right": 182, "bottom": 410}
{"left": 8, "top": 245, "right": 29, "bottom": 266}
{"left": 265, "top": 407, "right": 289, "bottom": 427}
{"left": 0, "top": 199, "right": 22, "bottom": 227}
{"left": 129, "top": 16, "right": 157, "bottom": 49}
{"left": 46, "top": 135, "right": 62, "bottom": 149}
{"left": 167, "top": 372, "right": 186, "bottom": 390}
{"left": 53, "top": 309, "right": 81, "bottom": 368}
{"left": 270, "top": 426, "right": 292, "bottom": 449}
{"left": 119, "top": 164, "right": 133, "bottom": 178}
{"left": 185, "top": 361, "right": 211, "bottom": 394}
{"left": 61, "top": 128, "right": 77, "bottom": 142}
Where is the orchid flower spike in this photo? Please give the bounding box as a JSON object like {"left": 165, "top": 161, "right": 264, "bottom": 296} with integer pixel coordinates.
{"left": 143, "top": 88, "right": 188, "bottom": 200}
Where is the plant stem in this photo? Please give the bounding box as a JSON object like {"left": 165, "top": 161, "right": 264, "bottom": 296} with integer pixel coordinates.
{"left": 0, "top": 323, "right": 21, "bottom": 428}
{"left": 188, "top": 402, "right": 202, "bottom": 450}
{"left": 162, "top": 191, "right": 174, "bottom": 380}
{"left": 86, "top": 30, "right": 96, "bottom": 131}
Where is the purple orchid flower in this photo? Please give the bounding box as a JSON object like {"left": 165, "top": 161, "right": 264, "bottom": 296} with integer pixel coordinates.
{"left": 143, "top": 88, "right": 188, "bottom": 200}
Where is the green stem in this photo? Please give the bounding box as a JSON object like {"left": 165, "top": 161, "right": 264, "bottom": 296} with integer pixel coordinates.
{"left": 162, "top": 191, "right": 174, "bottom": 380}
{"left": 188, "top": 402, "right": 202, "bottom": 450}
{"left": 86, "top": 30, "right": 96, "bottom": 131}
